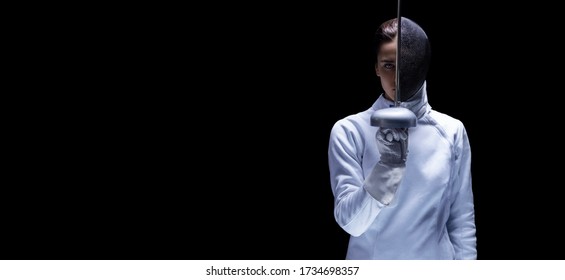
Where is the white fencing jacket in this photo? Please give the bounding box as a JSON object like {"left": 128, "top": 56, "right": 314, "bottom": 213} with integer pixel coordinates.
{"left": 328, "top": 87, "right": 476, "bottom": 259}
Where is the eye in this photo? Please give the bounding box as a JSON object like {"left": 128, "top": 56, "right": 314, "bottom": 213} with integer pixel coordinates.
{"left": 384, "top": 63, "right": 395, "bottom": 70}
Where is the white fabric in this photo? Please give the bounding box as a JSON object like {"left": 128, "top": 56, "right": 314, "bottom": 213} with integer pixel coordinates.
{"left": 328, "top": 86, "right": 476, "bottom": 259}
{"left": 364, "top": 162, "right": 405, "bottom": 205}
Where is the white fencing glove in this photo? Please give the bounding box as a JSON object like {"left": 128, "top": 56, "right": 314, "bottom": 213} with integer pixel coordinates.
{"left": 363, "top": 128, "right": 409, "bottom": 205}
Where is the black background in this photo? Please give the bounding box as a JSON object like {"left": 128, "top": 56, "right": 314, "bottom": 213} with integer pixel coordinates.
{"left": 5, "top": 1, "right": 563, "bottom": 260}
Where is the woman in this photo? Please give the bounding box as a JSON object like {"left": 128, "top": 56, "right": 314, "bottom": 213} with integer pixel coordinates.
{"left": 327, "top": 17, "right": 477, "bottom": 259}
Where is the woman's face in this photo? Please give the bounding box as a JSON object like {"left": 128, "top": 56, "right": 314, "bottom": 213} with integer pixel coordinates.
{"left": 375, "top": 36, "right": 397, "bottom": 102}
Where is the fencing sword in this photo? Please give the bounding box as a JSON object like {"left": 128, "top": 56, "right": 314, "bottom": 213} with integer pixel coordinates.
{"left": 370, "top": 0, "right": 417, "bottom": 128}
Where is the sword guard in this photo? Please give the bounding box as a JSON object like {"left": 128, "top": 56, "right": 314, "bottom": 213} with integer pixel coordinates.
{"left": 370, "top": 107, "right": 417, "bottom": 128}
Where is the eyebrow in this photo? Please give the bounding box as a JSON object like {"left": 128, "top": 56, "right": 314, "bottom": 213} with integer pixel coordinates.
{"left": 379, "top": 59, "right": 395, "bottom": 63}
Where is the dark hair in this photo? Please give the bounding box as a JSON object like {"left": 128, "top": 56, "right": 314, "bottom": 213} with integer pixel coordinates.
{"left": 374, "top": 18, "right": 398, "bottom": 54}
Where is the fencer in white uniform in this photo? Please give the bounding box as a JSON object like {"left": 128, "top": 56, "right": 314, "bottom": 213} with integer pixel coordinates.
{"left": 328, "top": 17, "right": 476, "bottom": 259}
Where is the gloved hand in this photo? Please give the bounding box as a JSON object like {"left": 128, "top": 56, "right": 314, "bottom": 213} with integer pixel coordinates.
{"left": 376, "top": 128, "right": 409, "bottom": 164}
{"left": 363, "top": 127, "right": 409, "bottom": 205}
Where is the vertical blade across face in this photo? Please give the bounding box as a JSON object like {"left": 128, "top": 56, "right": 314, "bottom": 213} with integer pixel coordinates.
{"left": 395, "top": 0, "right": 401, "bottom": 106}
{"left": 369, "top": 0, "right": 417, "bottom": 128}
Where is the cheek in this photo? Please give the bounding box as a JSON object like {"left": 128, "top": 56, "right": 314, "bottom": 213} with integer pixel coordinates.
{"left": 380, "top": 72, "right": 395, "bottom": 83}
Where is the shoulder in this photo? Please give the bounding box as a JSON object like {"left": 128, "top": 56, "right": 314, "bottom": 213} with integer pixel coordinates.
{"left": 428, "top": 110, "right": 468, "bottom": 142}
{"left": 328, "top": 109, "right": 374, "bottom": 153}
{"left": 429, "top": 110, "right": 465, "bottom": 129}
{"left": 330, "top": 110, "right": 372, "bottom": 137}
